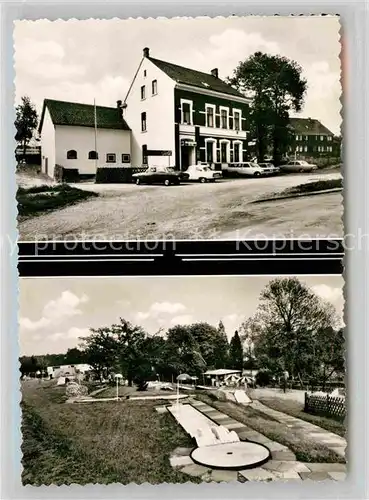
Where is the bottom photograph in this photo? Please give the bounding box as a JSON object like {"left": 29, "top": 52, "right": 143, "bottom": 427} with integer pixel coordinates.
{"left": 19, "top": 275, "right": 346, "bottom": 485}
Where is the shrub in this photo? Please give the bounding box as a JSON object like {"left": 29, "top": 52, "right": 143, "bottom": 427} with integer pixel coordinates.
{"left": 255, "top": 370, "right": 272, "bottom": 387}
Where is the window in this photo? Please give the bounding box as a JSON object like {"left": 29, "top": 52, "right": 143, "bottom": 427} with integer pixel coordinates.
{"left": 234, "top": 111, "right": 241, "bottom": 131}
{"left": 295, "top": 135, "right": 299, "bottom": 141}
{"left": 220, "top": 142, "right": 228, "bottom": 163}
{"left": 234, "top": 143, "right": 241, "bottom": 162}
{"left": 328, "top": 135, "right": 333, "bottom": 141}
{"left": 142, "top": 144, "right": 148, "bottom": 165}
{"left": 206, "top": 141, "right": 215, "bottom": 162}
{"left": 152, "top": 79, "right": 157, "bottom": 95}
{"left": 143, "top": 70, "right": 147, "bottom": 77}
{"left": 304, "top": 146, "right": 308, "bottom": 152}
{"left": 67, "top": 149, "right": 77, "bottom": 159}
{"left": 305, "top": 135, "right": 309, "bottom": 141}
{"left": 220, "top": 108, "right": 228, "bottom": 129}
{"left": 182, "top": 103, "right": 191, "bottom": 124}
{"left": 106, "top": 153, "right": 116, "bottom": 163}
{"left": 141, "top": 112, "right": 147, "bottom": 132}
{"left": 320, "top": 135, "right": 324, "bottom": 141}
{"left": 141, "top": 85, "right": 146, "bottom": 100}
{"left": 88, "top": 150, "right": 98, "bottom": 160}
{"left": 206, "top": 106, "right": 215, "bottom": 127}
{"left": 122, "top": 154, "right": 131, "bottom": 163}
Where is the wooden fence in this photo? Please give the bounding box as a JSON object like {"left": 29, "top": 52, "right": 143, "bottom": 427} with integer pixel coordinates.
{"left": 304, "top": 392, "right": 346, "bottom": 420}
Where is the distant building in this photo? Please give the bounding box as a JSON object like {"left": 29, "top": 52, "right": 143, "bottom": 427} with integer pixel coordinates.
{"left": 39, "top": 99, "right": 131, "bottom": 179}
{"left": 288, "top": 117, "right": 341, "bottom": 159}
{"left": 47, "top": 363, "right": 92, "bottom": 378}
{"left": 124, "top": 47, "right": 251, "bottom": 170}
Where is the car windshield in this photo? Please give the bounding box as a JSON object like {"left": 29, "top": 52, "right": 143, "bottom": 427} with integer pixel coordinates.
{"left": 250, "top": 163, "right": 259, "bottom": 167}
{"left": 299, "top": 161, "right": 309, "bottom": 165}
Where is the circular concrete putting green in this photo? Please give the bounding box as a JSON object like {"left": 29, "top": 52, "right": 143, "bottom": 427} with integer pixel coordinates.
{"left": 191, "top": 441, "right": 270, "bottom": 470}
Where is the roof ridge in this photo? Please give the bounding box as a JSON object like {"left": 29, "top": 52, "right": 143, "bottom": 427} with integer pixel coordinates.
{"left": 148, "top": 56, "right": 220, "bottom": 80}
{"left": 45, "top": 98, "right": 118, "bottom": 111}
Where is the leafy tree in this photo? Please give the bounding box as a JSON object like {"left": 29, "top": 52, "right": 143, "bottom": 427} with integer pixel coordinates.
{"left": 166, "top": 325, "right": 207, "bottom": 378}
{"left": 228, "top": 52, "right": 307, "bottom": 163}
{"left": 244, "top": 277, "right": 339, "bottom": 386}
{"left": 65, "top": 347, "right": 87, "bottom": 365}
{"left": 15, "top": 96, "right": 38, "bottom": 160}
{"left": 229, "top": 331, "right": 244, "bottom": 371}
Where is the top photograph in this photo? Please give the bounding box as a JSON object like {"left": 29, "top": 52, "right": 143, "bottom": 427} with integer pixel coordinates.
{"left": 15, "top": 16, "right": 343, "bottom": 242}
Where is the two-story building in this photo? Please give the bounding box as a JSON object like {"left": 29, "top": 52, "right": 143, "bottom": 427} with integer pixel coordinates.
{"left": 123, "top": 47, "right": 251, "bottom": 170}
{"left": 288, "top": 117, "right": 341, "bottom": 159}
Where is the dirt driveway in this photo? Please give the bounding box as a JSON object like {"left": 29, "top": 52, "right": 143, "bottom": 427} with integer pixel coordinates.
{"left": 18, "top": 172, "right": 343, "bottom": 240}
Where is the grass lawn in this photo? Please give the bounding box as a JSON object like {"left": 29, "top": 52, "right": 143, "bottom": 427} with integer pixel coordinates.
{"left": 195, "top": 394, "right": 345, "bottom": 464}
{"left": 21, "top": 381, "right": 199, "bottom": 485}
{"left": 17, "top": 184, "right": 98, "bottom": 218}
{"left": 97, "top": 385, "right": 180, "bottom": 399}
{"left": 259, "top": 397, "right": 346, "bottom": 437}
{"left": 285, "top": 178, "right": 342, "bottom": 195}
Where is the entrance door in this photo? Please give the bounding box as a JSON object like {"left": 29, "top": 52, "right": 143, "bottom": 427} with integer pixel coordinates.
{"left": 221, "top": 142, "right": 228, "bottom": 163}
{"left": 181, "top": 146, "right": 190, "bottom": 170}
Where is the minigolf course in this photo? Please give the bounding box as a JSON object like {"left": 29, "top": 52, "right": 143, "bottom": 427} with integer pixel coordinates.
{"left": 167, "top": 402, "right": 270, "bottom": 470}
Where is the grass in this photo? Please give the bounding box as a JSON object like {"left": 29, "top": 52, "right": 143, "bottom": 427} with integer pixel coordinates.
{"left": 285, "top": 178, "right": 342, "bottom": 195}
{"left": 21, "top": 380, "right": 199, "bottom": 485}
{"left": 259, "top": 397, "right": 346, "bottom": 437}
{"left": 17, "top": 184, "right": 98, "bottom": 217}
{"left": 195, "top": 393, "right": 345, "bottom": 464}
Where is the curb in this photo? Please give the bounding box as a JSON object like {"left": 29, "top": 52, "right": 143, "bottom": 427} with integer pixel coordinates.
{"left": 252, "top": 187, "right": 342, "bottom": 204}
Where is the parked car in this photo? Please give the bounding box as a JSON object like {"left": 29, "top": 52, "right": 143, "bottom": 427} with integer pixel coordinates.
{"left": 280, "top": 160, "right": 318, "bottom": 173}
{"left": 258, "top": 162, "right": 280, "bottom": 175}
{"left": 132, "top": 166, "right": 183, "bottom": 186}
{"left": 185, "top": 164, "right": 222, "bottom": 182}
{"left": 222, "top": 162, "right": 266, "bottom": 177}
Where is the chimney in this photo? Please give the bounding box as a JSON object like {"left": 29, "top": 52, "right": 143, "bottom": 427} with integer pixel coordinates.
{"left": 211, "top": 68, "right": 219, "bottom": 78}
{"left": 143, "top": 47, "right": 150, "bottom": 58}
{"left": 117, "top": 100, "right": 123, "bottom": 117}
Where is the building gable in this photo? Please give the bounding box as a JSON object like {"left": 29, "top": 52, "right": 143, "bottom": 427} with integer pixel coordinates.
{"left": 289, "top": 117, "right": 334, "bottom": 136}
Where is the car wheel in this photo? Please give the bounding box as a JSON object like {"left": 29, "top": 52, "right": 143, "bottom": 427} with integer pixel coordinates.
{"left": 136, "top": 178, "right": 141, "bottom": 185}
{"left": 200, "top": 177, "right": 207, "bottom": 183}
{"left": 164, "top": 179, "right": 171, "bottom": 186}
{"left": 254, "top": 172, "right": 261, "bottom": 177}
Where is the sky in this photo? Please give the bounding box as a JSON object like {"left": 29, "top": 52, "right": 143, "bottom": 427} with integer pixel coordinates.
{"left": 14, "top": 16, "right": 342, "bottom": 135}
{"left": 19, "top": 275, "right": 344, "bottom": 356}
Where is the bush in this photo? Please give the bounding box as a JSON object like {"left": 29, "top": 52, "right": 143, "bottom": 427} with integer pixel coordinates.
{"left": 95, "top": 167, "right": 147, "bottom": 184}
{"left": 255, "top": 370, "right": 272, "bottom": 387}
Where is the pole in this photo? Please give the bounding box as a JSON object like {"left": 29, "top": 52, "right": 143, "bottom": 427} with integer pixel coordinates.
{"left": 116, "top": 378, "right": 119, "bottom": 401}
{"left": 94, "top": 98, "right": 98, "bottom": 171}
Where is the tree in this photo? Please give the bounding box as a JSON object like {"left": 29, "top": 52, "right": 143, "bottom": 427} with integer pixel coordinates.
{"left": 166, "top": 325, "right": 207, "bottom": 377}
{"left": 15, "top": 96, "right": 38, "bottom": 160}
{"left": 228, "top": 52, "right": 307, "bottom": 163}
{"left": 244, "top": 277, "right": 339, "bottom": 386}
{"left": 229, "top": 331, "right": 244, "bottom": 371}
{"left": 216, "top": 320, "right": 230, "bottom": 368}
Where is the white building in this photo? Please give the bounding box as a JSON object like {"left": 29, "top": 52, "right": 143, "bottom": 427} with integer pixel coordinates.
{"left": 39, "top": 99, "right": 131, "bottom": 179}
{"left": 47, "top": 363, "right": 92, "bottom": 378}
{"left": 123, "top": 47, "right": 250, "bottom": 170}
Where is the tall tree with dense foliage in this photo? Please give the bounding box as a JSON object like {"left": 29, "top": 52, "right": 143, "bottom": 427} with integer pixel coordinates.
{"left": 243, "top": 277, "right": 340, "bottom": 385}
{"left": 228, "top": 52, "right": 307, "bottom": 163}
{"left": 229, "top": 331, "right": 244, "bottom": 371}
{"left": 15, "top": 96, "right": 38, "bottom": 160}
{"left": 216, "top": 320, "right": 230, "bottom": 368}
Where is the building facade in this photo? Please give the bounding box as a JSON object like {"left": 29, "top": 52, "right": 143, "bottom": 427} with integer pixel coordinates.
{"left": 124, "top": 47, "right": 251, "bottom": 170}
{"left": 39, "top": 99, "right": 131, "bottom": 178}
{"left": 288, "top": 117, "right": 341, "bottom": 159}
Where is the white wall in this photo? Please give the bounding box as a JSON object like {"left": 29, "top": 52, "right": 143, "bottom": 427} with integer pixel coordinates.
{"left": 55, "top": 125, "right": 131, "bottom": 175}
{"left": 124, "top": 57, "right": 176, "bottom": 167}
{"left": 40, "top": 107, "right": 56, "bottom": 178}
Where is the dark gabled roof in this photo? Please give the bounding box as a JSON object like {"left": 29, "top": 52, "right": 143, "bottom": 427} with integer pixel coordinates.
{"left": 148, "top": 57, "right": 246, "bottom": 99}
{"left": 289, "top": 117, "right": 333, "bottom": 136}
{"left": 39, "top": 99, "right": 130, "bottom": 133}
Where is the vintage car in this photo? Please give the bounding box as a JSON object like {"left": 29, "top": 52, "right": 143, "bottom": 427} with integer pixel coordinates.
{"left": 279, "top": 160, "right": 318, "bottom": 173}
{"left": 132, "top": 166, "right": 185, "bottom": 186}
{"left": 185, "top": 164, "right": 222, "bottom": 182}
{"left": 222, "top": 162, "right": 266, "bottom": 177}
{"left": 258, "top": 162, "right": 280, "bottom": 175}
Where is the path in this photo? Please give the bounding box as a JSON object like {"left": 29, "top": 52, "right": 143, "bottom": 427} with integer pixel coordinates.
{"left": 251, "top": 400, "right": 346, "bottom": 458}
{"left": 163, "top": 398, "right": 346, "bottom": 482}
